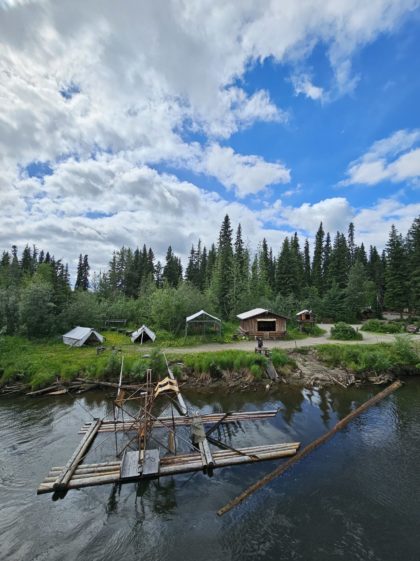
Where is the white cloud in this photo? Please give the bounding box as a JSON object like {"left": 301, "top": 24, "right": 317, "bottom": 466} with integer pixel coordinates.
{"left": 259, "top": 197, "right": 354, "bottom": 234}
{"left": 291, "top": 74, "right": 325, "bottom": 101}
{"left": 341, "top": 129, "right": 420, "bottom": 186}
{"left": 191, "top": 144, "right": 290, "bottom": 198}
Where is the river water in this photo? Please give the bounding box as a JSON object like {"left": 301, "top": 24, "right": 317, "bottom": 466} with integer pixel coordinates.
{"left": 1, "top": 381, "right": 419, "bottom": 561}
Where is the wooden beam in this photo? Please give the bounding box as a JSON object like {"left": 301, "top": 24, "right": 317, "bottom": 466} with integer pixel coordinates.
{"left": 217, "top": 380, "right": 402, "bottom": 516}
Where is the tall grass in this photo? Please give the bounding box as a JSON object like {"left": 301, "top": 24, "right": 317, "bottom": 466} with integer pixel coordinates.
{"left": 317, "top": 337, "right": 420, "bottom": 374}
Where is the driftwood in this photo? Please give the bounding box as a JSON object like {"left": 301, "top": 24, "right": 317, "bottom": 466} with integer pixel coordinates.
{"left": 217, "top": 379, "right": 403, "bottom": 516}
{"left": 76, "top": 378, "right": 144, "bottom": 391}
{"left": 26, "top": 384, "right": 64, "bottom": 396}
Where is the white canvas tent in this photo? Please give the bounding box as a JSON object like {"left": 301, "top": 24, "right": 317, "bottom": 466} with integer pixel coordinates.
{"left": 131, "top": 325, "right": 156, "bottom": 344}
{"left": 63, "top": 326, "right": 104, "bottom": 347}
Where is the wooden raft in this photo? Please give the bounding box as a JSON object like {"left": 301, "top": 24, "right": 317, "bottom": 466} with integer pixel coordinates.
{"left": 79, "top": 410, "right": 278, "bottom": 434}
{"left": 37, "top": 441, "right": 300, "bottom": 494}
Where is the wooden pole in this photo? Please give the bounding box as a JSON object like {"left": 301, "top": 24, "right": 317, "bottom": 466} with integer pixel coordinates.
{"left": 217, "top": 379, "right": 403, "bottom": 517}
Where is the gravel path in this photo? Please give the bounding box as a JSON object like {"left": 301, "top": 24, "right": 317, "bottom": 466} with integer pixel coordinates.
{"left": 162, "top": 324, "right": 420, "bottom": 355}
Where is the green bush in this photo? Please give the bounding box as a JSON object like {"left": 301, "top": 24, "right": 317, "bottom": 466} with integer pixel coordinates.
{"left": 361, "top": 320, "right": 404, "bottom": 334}
{"left": 250, "top": 364, "right": 263, "bottom": 379}
{"left": 131, "top": 358, "right": 148, "bottom": 380}
{"left": 330, "top": 322, "right": 363, "bottom": 340}
{"left": 105, "top": 352, "right": 122, "bottom": 377}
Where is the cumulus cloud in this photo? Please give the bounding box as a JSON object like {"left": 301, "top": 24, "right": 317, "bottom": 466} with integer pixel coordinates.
{"left": 259, "top": 197, "right": 355, "bottom": 234}
{"left": 341, "top": 129, "right": 420, "bottom": 186}
{"left": 191, "top": 144, "right": 290, "bottom": 198}
{"left": 0, "top": 0, "right": 419, "bottom": 278}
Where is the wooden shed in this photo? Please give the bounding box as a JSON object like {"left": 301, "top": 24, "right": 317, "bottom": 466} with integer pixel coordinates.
{"left": 237, "top": 308, "right": 288, "bottom": 339}
{"left": 296, "top": 309, "right": 315, "bottom": 331}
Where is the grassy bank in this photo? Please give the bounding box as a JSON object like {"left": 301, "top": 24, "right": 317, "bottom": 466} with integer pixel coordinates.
{"left": 317, "top": 337, "right": 420, "bottom": 374}
{"left": 0, "top": 334, "right": 295, "bottom": 389}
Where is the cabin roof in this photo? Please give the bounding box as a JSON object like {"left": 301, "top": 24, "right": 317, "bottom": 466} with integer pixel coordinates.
{"left": 296, "top": 309, "right": 312, "bottom": 316}
{"left": 186, "top": 309, "right": 221, "bottom": 323}
{"left": 237, "top": 308, "right": 289, "bottom": 320}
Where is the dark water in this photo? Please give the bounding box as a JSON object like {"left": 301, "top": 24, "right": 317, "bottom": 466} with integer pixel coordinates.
{"left": 1, "top": 381, "right": 420, "bottom": 561}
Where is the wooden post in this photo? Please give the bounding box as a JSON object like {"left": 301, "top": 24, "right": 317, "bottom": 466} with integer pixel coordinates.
{"left": 217, "top": 380, "right": 403, "bottom": 516}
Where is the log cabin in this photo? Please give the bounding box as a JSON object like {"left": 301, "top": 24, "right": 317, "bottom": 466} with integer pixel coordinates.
{"left": 237, "top": 308, "right": 288, "bottom": 339}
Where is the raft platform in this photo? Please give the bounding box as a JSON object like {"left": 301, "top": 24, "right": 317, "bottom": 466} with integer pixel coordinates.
{"left": 37, "top": 441, "right": 300, "bottom": 494}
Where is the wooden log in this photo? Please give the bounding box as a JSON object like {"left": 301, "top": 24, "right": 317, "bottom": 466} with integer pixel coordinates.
{"left": 53, "top": 418, "right": 102, "bottom": 491}
{"left": 199, "top": 439, "right": 214, "bottom": 468}
{"left": 26, "top": 384, "right": 62, "bottom": 396}
{"left": 50, "top": 461, "right": 121, "bottom": 471}
{"left": 217, "top": 380, "right": 403, "bottom": 516}
{"left": 76, "top": 378, "right": 146, "bottom": 391}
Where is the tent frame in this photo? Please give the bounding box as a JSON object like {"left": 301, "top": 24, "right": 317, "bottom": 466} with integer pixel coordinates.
{"left": 185, "top": 310, "right": 221, "bottom": 337}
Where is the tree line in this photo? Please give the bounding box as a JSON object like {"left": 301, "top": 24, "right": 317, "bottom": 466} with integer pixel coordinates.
{"left": 0, "top": 216, "right": 419, "bottom": 338}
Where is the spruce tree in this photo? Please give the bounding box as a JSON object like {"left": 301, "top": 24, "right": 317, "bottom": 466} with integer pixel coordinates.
{"left": 384, "top": 225, "right": 408, "bottom": 317}
{"left": 214, "top": 215, "right": 234, "bottom": 319}
{"left": 406, "top": 216, "right": 420, "bottom": 315}
{"left": 312, "top": 223, "right": 324, "bottom": 294}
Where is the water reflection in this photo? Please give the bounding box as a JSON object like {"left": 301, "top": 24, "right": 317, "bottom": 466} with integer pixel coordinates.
{"left": 1, "top": 382, "right": 419, "bottom": 561}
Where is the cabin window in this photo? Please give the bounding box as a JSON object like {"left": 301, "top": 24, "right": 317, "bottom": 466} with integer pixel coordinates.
{"left": 305, "top": 314, "right": 311, "bottom": 320}
{"left": 257, "top": 320, "right": 276, "bottom": 332}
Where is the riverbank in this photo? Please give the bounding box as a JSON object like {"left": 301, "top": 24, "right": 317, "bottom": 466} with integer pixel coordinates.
{"left": 1, "top": 334, "right": 419, "bottom": 396}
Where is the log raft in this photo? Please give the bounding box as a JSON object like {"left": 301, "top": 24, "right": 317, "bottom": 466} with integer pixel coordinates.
{"left": 79, "top": 410, "right": 278, "bottom": 434}
{"left": 37, "top": 441, "right": 300, "bottom": 494}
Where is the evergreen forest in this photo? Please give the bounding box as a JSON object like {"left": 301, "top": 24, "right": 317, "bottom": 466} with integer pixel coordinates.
{"left": 0, "top": 215, "right": 419, "bottom": 339}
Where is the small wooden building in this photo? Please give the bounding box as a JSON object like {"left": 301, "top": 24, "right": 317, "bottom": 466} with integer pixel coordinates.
{"left": 237, "top": 308, "right": 288, "bottom": 339}
{"left": 296, "top": 309, "right": 315, "bottom": 331}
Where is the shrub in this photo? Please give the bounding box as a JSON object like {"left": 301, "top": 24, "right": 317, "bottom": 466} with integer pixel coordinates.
{"left": 361, "top": 320, "right": 404, "bottom": 334}
{"left": 104, "top": 352, "right": 122, "bottom": 377}
{"left": 131, "top": 358, "right": 148, "bottom": 380}
{"left": 330, "top": 322, "right": 363, "bottom": 340}
{"left": 250, "top": 364, "right": 263, "bottom": 379}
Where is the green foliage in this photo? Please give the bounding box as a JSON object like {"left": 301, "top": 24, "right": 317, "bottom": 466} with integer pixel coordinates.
{"left": 149, "top": 348, "right": 167, "bottom": 377}
{"left": 130, "top": 358, "right": 148, "bottom": 380}
{"left": 19, "top": 280, "right": 56, "bottom": 337}
{"left": 302, "top": 324, "right": 326, "bottom": 336}
{"left": 250, "top": 364, "right": 263, "bottom": 379}
{"left": 105, "top": 352, "right": 122, "bottom": 377}
{"left": 317, "top": 339, "right": 419, "bottom": 373}
{"left": 361, "top": 319, "right": 404, "bottom": 334}
{"left": 330, "top": 322, "right": 363, "bottom": 340}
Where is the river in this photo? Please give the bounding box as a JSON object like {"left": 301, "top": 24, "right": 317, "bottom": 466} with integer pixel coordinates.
{"left": 1, "top": 381, "right": 419, "bottom": 561}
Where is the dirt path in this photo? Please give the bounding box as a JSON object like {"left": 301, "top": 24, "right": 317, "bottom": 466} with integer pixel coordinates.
{"left": 162, "top": 324, "right": 420, "bottom": 355}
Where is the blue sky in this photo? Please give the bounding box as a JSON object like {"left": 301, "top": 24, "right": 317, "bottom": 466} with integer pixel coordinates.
{"left": 0, "top": 0, "right": 419, "bottom": 276}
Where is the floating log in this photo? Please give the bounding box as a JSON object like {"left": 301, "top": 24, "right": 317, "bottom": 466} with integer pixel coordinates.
{"left": 53, "top": 418, "right": 102, "bottom": 491}
{"left": 217, "top": 380, "right": 403, "bottom": 516}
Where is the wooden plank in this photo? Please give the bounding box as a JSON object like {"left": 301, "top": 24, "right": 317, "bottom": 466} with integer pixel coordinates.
{"left": 53, "top": 418, "right": 101, "bottom": 491}
{"left": 142, "top": 449, "right": 160, "bottom": 476}
{"left": 120, "top": 451, "right": 140, "bottom": 480}
{"left": 265, "top": 361, "right": 278, "bottom": 381}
